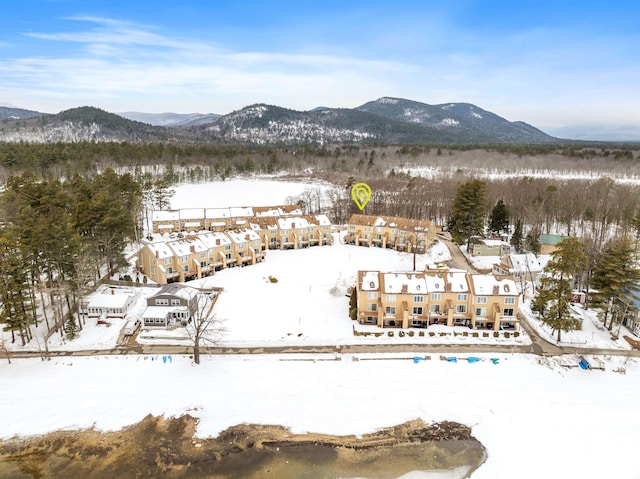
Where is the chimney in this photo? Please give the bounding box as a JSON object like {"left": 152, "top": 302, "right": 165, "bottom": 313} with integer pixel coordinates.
{"left": 401, "top": 284, "right": 408, "bottom": 294}
{"left": 291, "top": 222, "right": 295, "bottom": 229}
{"left": 445, "top": 282, "right": 451, "bottom": 292}
{"left": 216, "top": 239, "right": 220, "bottom": 245}
{"left": 245, "top": 234, "right": 250, "bottom": 240}
{"left": 111, "top": 289, "right": 114, "bottom": 295}
{"left": 493, "top": 285, "right": 500, "bottom": 295}
{"left": 190, "top": 245, "right": 195, "bottom": 253}
{"left": 155, "top": 250, "right": 159, "bottom": 259}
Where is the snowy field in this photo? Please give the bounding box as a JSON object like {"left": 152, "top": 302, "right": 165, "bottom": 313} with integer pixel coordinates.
{"left": 1, "top": 353, "right": 639, "bottom": 479}
{"left": 169, "top": 177, "right": 336, "bottom": 210}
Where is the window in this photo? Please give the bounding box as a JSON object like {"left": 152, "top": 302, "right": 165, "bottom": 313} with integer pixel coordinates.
{"left": 349, "top": 225, "right": 355, "bottom": 230}
{"left": 475, "top": 308, "right": 487, "bottom": 317}
{"left": 308, "top": 227, "right": 313, "bottom": 232}
{"left": 505, "top": 297, "right": 515, "bottom": 304}
{"left": 170, "top": 299, "right": 180, "bottom": 306}
{"left": 386, "top": 294, "right": 396, "bottom": 302}
{"left": 237, "top": 242, "right": 245, "bottom": 249}
{"left": 431, "top": 293, "right": 441, "bottom": 300}
{"left": 200, "top": 252, "right": 205, "bottom": 258}
{"left": 477, "top": 296, "right": 487, "bottom": 304}
{"left": 366, "top": 303, "right": 377, "bottom": 312}
{"left": 503, "top": 308, "right": 514, "bottom": 317}
{"left": 155, "top": 299, "right": 169, "bottom": 306}
{"left": 164, "top": 257, "right": 172, "bottom": 265}
{"left": 457, "top": 294, "right": 467, "bottom": 301}
{"left": 364, "top": 234, "right": 369, "bottom": 239}
{"left": 385, "top": 306, "right": 396, "bottom": 315}
{"left": 430, "top": 304, "right": 440, "bottom": 313}
{"left": 150, "top": 267, "right": 155, "bottom": 275}
{"left": 209, "top": 248, "right": 214, "bottom": 254}
{"left": 281, "top": 229, "right": 289, "bottom": 234}
{"left": 413, "top": 306, "right": 423, "bottom": 315}
{"left": 182, "top": 265, "right": 189, "bottom": 272}
{"left": 180, "top": 255, "right": 188, "bottom": 263}
{"left": 225, "top": 253, "right": 232, "bottom": 260}
{"left": 309, "top": 234, "right": 314, "bottom": 239}
{"left": 365, "top": 227, "right": 371, "bottom": 232}
{"left": 456, "top": 305, "right": 467, "bottom": 313}
{"left": 166, "top": 267, "right": 174, "bottom": 274}
{"left": 367, "top": 292, "right": 378, "bottom": 300}
{"left": 200, "top": 261, "right": 207, "bottom": 267}
{"left": 414, "top": 295, "right": 424, "bottom": 303}
{"left": 224, "top": 244, "right": 231, "bottom": 250}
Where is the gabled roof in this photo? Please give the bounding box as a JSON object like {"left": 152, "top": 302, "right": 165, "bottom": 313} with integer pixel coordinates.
{"left": 504, "top": 253, "right": 543, "bottom": 273}
{"left": 358, "top": 271, "right": 380, "bottom": 291}
{"left": 227, "top": 228, "right": 260, "bottom": 243}
{"left": 152, "top": 210, "right": 180, "bottom": 222}
{"left": 197, "top": 231, "right": 232, "bottom": 248}
{"left": 151, "top": 283, "right": 199, "bottom": 300}
{"left": 469, "top": 275, "right": 517, "bottom": 296}
{"left": 87, "top": 293, "right": 133, "bottom": 309}
{"left": 382, "top": 272, "right": 427, "bottom": 295}
{"left": 145, "top": 241, "right": 174, "bottom": 260}
{"left": 348, "top": 214, "right": 433, "bottom": 232}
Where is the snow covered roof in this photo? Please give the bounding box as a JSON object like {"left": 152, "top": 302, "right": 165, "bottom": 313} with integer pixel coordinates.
{"left": 382, "top": 272, "right": 427, "bottom": 294}
{"left": 152, "top": 210, "right": 180, "bottom": 222}
{"left": 87, "top": 293, "right": 133, "bottom": 309}
{"left": 180, "top": 208, "right": 205, "bottom": 220}
{"left": 314, "top": 214, "right": 331, "bottom": 226}
{"left": 205, "top": 208, "right": 231, "bottom": 218}
{"left": 229, "top": 206, "right": 254, "bottom": 218}
{"left": 151, "top": 283, "right": 199, "bottom": 300}
{"left": 198, "top": 232, "right": 232, "bottom": 248}
{"left": 146, "top": 242, "right": 174, "bottom": 260}
{"left": 479, "top": 239, "right": 509, "bottom": 247}
{"left": 278, "top": 217, "right": 311, "bottom": 229}
{"left": 168, "top": 238, "right": 207, "bottom": 256}
{"left": 227, "top": 228, "right": 260, "bottom": 243}
{"left": 359, "top": 271, "right": 380, "bottom": 291}
{"left": 470, "top": 275, "right": 517, "bottom": 296}
{"left": 508, "top": 253, "right": 543, "bottom": 273}
{"left": 142, "top": 306, "right": 180, "bottom": 319}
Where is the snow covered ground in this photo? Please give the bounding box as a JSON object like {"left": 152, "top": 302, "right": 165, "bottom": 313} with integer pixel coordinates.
{"left": 169, "top": 177, "right": 336, "bottom": 210}
{"left": 1, "top": 352, "right": 638, "bottom": 479}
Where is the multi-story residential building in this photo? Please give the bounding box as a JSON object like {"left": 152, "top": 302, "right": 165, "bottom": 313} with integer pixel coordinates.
{"left": 150, "top": 204, "right": 303, "bottom": 235}
{"left": 356, "top": 269, "right": 519, "bottom": 331}
{"left": 346, "top": 214, "right": 436, "bottom": 253}
{"left": 137, "top": 228, "right": 269, "bottom": 284}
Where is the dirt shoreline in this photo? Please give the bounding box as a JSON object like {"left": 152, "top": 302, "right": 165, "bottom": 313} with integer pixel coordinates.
{"left": 0, "top": 416, "right": 487, "bottom": 478}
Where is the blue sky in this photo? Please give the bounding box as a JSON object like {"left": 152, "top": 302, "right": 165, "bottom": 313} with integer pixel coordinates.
{"left": 1, "top": 0, "right": 638, "bottom": 127}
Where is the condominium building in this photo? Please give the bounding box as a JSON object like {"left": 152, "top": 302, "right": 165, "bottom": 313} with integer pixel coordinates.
{"left": 356, "top": 270, "right": 519, "bottom": 331}
{"left": 346, "top": 214, "right": 436, "bottom": 253}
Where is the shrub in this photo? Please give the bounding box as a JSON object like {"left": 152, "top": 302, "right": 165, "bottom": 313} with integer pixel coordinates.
{"left": 472, "top": 332, "right": 479, "bottom": 337}
{"left": 483, "top": 332, "right": 489, "bottom": 338}
{"left": 419, "top": 331, "right": 425, "bottom": 337}
{"left": 504, "top": 332, "right": 510, "bottom": 338}
{"left": 269, "top": 276, "right": 278, "bottom": 283}
{"left": 493, "top": 331, "right": 499, "bottom": 338}
{"left": 349, "top": 309, "right": 357, "bottom": 321}
{"left": 514, "top": 331, "right": 520, "bottom": 337}
{"left": 388, "top": 331, "right": 394, "bottom": 337}
{"left": 408, "top": 331, "right": 414, "bottom": 337}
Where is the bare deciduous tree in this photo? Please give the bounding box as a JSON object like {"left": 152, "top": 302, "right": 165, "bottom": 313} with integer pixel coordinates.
{"left": 184, "top": 290, "right": 226, "bottom": 365}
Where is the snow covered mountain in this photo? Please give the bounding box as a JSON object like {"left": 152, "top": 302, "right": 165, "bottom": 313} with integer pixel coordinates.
{"left": 356, "top": 97, "right": 554, "bottom": 143}
{"left": 0, "top": 106, "right": 45, "bottom": 121}
{"left": 0, "top": 99, "right": 560, "bottom": 144}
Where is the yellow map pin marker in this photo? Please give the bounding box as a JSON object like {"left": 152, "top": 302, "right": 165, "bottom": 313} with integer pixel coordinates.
{"left": 351, "top": 182, "right": 372, "bottom": 211}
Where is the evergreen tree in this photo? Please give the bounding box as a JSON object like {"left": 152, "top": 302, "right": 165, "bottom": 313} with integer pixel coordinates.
{"left": 592, "top": 239, "right": 640, "bottom": 330}
{"left": 447, "top": 179, "right": 487, "bottom": 244}
{"left": 510, "top": 219, "right": 524, "bottom": 252}
{"left": 63, "top": 316, "right": 81, "bottom": 340}
{"left": 524, "top": 227, "right": 541, "bottom": 256}
{"left": 489, "top": 199, "right": 510, "bottom": 234}
{"left": 535, "top": 237, "right": 587, "bottom": 342}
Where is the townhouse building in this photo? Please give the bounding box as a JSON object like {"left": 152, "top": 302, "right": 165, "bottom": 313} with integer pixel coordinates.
{"left": 136, "top": 228, "right": 266, "bottom": 284}
{"left": 356, "top": 270, "right": 519, "bottom": 331}
{"left": 346, "top": 214, "right": 436, "bottom": 253}
{"left": 150, "top": 204, "right": 303, "bottom": 235}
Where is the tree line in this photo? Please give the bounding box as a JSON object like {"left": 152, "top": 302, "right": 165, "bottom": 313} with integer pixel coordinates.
{"left": 0, "top": 170, "right": 141, "bottom": 345}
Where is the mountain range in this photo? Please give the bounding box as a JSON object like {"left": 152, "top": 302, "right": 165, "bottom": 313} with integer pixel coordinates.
{"left": 0, "top": 97, "right": 622, "bottom": 144}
